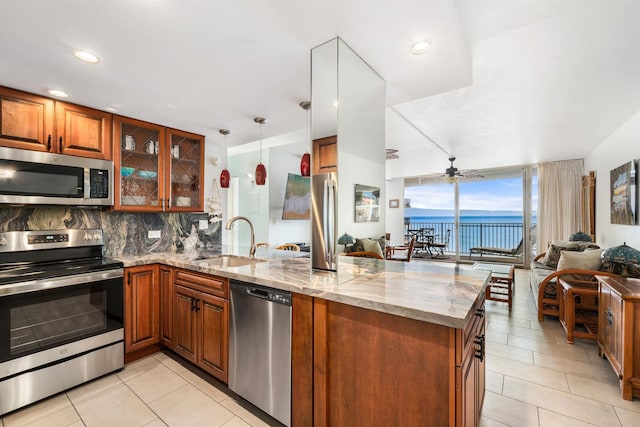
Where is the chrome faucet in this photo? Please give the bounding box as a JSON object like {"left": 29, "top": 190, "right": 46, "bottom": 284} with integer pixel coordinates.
{"left": 225, "top": 216, "right": 256, "bottom": 257}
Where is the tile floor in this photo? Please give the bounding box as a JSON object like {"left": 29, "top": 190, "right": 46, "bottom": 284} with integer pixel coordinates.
{"left": 2, "top": 269, "right": 640, "bottom": 426}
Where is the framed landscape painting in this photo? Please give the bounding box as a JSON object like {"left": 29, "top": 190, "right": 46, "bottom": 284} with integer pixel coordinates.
{"left": 610, "top": 160, "right": 637, "bottom": 225}
{"left": 355, "top": 184, "right": 380, "bottom": 223}
{"left": 282, "top": 173, "right": 311, "bottom": 220}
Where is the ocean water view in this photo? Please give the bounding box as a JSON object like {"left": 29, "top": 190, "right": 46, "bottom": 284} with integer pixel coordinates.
{"left": 406, "top": 214, "right": 537, "bottom": 255}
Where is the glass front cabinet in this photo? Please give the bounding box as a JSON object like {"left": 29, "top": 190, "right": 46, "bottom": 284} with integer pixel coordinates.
{"left": 114, "top": 116, "right": 204, "bottom": 212}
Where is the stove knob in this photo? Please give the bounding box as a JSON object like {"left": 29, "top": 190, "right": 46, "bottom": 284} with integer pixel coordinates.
{"left": 84, "top": 232, "right": 91, "bottom": 241}
{"left": 93, "top": 233, "right": 101, "bottom": 240}
{"left": 0, "top": 237, "right": 6, "bottom": 246}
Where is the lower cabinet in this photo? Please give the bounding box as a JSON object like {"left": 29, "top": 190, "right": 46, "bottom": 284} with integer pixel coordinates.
{"left": 124, "top": 265, "right": 160, "bottom": 354}
{"left": 293, "top": 292, "right": 486, "bottom": 426}
{"left": 159, "top": 265, "right": 174, "bottom": 348}
{"left": 173, "top": 269, "right": 229, "bottom": 383}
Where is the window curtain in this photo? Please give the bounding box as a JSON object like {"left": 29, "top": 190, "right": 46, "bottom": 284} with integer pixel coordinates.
{"left": 537, "top": 159, "right": 584, "bottom": 250}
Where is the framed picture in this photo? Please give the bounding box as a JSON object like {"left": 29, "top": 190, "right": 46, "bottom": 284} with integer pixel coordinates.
{"left": 610, "top": 160, "right": 637, "bottom": 225}
{"left": 282, "top": 173, "right": 311, "bottom": 220}
{"left": 389, "top": 199, "right": 400, "bottom": 208}
{"left": 404, "top": 198, "right": 411, "bottom": 208}
{"left": 354, "top": 184, "right": 380, "bottom": 223}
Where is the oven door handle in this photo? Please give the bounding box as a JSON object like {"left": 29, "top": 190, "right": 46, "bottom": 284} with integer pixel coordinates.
{"left": 0, "top": 269, "right": 124, "bottom": 297}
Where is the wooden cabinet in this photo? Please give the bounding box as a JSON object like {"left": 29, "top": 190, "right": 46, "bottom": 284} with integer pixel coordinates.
{"left": 55, "top": 101, "right": 112, "bottom": 159}
{"left": 159, "top": 265, "right": 174, "bottom": 348}
{"left": 0, "top": 86, "right": 54, "bottom": 152}
{"left": 597, "top": 276, "right": 640, "bottom": 400}
{"left": 124, "top": 265, "right": 160, "bottom": 354}
{"left": 0, "top": 86, "right": 111, "bottom": 159}
{"left": 113, "top": 116, "right": 204, "bottom": 212}
{"left": 312, "top": 135, "right": 337, "bottom": 174}
{"left": 293, "top": 291, "right": 486, "bottom": 426}
{"left": 173, "top": 269, "right": 229, "bottom": 382}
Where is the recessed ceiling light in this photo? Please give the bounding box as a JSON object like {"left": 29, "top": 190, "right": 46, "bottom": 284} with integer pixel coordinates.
{"left": 411, "top": 41, "right": 431, "bottom": 55}
{"left": 48, "top": 89, "right": 69, "bottom": 98}
{"left": 74, "top": 50, "right": 100, "bottom": 63}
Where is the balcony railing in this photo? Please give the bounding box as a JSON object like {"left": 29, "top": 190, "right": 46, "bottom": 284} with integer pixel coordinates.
{"left": 405, "top": 220, "right": 536, "bottom": 258}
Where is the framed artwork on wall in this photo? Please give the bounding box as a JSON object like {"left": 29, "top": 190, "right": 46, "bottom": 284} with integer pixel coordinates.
{"left": 282, "top": 173, "right": 311, "bottom": 220}
{"left": 355, "top": 184, "right": 380, "bottom": 223}
{"left": 389, "top": 199, "right": 400, "bottom": 208}
{"left": 610, "top": 160, "right": 637, "bottom": 225}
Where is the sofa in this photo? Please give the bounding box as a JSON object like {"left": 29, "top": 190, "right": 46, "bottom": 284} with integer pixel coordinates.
{"left": 345, "top": 236, "right": 386, "bottom": 259}
{"left": 530, "top": 240, "right": 618, "bottom": 321}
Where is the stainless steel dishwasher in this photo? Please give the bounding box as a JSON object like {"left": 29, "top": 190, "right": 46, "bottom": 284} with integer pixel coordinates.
{"left": 229, "top": 280, "right": 291, "bottom": 426}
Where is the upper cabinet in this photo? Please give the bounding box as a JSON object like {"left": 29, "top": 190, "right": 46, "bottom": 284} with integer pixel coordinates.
{"left": 0, "top": 86, "right": 54, "bottom": 152}
{"left": 56, "top": 101, "right": 112, "bottom": 160}
{"left": 114, "top": 116, "right": 204, "bottom": 212}
{"left": 0, "top": 86, "right": 112, "bottom": 160}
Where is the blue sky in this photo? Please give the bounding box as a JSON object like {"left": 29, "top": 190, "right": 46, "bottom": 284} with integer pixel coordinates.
{"left": 405, "top": 177, "right": 538, "bottom": 212}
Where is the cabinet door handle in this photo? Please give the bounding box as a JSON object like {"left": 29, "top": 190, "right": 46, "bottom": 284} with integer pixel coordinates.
{"left": 606, "top": 308, "right": 614, "bottom": 326}
{"left": 59, "top": 136, "right": 63, "bottom": 151}
{"left": 194, "top": 298, "right": 201, "bottom": 312}
{"left": 475, "top": 308, "right": 485, "bottom": 318}
{"left": 127, "top": 271, "right": 131, "bottom": 285}
{"left": 47, "top": 135, "right": 52, "bottom": 150}
{"left": 190, "top": 297, "right": 195, "bottom": 311}
{"left": 474, "top": 334, "right": 485, "bottom": 362}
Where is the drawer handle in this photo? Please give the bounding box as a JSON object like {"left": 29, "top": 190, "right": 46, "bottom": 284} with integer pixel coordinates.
{"left": 605, "top": 308, "right": 614, "bottom": 326}
{"left": 47, "top": 135, "right": 52, "bottom": 150}
{"left": 475, "top": 308, "right": 485, "bottom": 318}
{"left": 474, "top": 334, "right": 485, "bottom": 362}
{"left": 59, "top": 136, "right": 63, "bottom": 151}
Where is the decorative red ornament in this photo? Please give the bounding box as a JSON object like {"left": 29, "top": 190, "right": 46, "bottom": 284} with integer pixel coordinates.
{"left": 220, "top": 169, "right": 230, "bottom": 188}
{"left": 255, "top": 163, "right": 267, "bottom": 185}
{"left": 300, "top": 153, "right": 311, "bottom": 177}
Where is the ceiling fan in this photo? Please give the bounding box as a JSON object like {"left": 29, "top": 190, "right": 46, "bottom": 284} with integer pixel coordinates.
{"left": 443, "top": 156, "right": 483, "bottom": 183}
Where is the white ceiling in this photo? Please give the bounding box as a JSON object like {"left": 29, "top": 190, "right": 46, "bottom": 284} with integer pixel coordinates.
{"left": 2, "top": 1, "right": 639, "bottom": 179}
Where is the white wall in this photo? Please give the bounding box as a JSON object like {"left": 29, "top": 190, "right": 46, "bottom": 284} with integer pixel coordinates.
{"left": 385, "top": 178, "right": 405, "bottom": 246}
{"left": 584, "top": 110, "right": 640, "bottom": 249}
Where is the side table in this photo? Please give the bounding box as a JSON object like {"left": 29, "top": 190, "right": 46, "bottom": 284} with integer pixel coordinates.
{"left": 472, "top": 263, "right": 515, "bottom": 309}
{"left": 558, "top": 279, "right": 599, "bottom": 344}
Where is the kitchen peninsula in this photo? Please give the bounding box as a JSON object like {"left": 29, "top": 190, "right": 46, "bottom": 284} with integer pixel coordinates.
{"left": 115, "top": 251, "right": 490, "bottom": 426}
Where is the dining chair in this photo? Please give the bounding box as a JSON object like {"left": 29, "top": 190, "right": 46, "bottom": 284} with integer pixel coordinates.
{"left": 276, "top": 243, "right": 300, "bottom": 251}
{"left": 387, "top": 236, "right": 416, "bottom": 262}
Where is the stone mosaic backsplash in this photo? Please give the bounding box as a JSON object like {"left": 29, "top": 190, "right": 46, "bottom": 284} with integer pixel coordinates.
{"left": 0, "top": 207, "right": 221, "bottom": 256}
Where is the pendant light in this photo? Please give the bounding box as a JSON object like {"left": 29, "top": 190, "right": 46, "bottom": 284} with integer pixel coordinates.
{"left": 219, "top": 129, "right": 231, "bottom": 188}
{"left": 299, "top": 101, "right": 311, "bottom": 177}
{"left": 254, "top": 117, "right": 267, "bottom": 185}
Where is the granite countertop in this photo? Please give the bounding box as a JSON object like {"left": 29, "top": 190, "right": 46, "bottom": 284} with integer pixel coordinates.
{"left": 111, "top": 247, "right": 489, "bottom": 330}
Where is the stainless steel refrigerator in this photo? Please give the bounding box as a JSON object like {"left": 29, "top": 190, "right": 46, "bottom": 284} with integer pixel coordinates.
{"left": 311, "top": 172, "right": 338, "bottom": 271}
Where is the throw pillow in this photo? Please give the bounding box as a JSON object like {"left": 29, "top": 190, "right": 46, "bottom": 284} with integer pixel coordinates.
{"left": 352, "top": 239, "right": 365, "bottom": 253}
{"left": 557, "top": 249, "right": 604, "bottom": 271}
{"left": 542, "top": 244, "right": 579, "bottom": 268}
{"left": 362, "top": 238, "right": 384, "bottom": 258}
{"left": 569, "top": 231, "right": 593, "bottom": 242}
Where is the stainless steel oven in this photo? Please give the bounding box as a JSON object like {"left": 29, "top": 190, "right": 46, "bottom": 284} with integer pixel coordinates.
{"left": 0, "top": 229, "right": 124, "bottom": 415}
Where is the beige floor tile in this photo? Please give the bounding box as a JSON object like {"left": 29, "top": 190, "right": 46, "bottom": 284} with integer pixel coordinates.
{"left": 534, "top": 352, "right": 620, "bottom": 385}
{"left": 614, "top": 406, "right": 640, "bottom": 427}
{"left": 144, "top": 418, "right": 168, "bottom": 426}
{"left": 489, "top": 322, "right": 558, "bottom": 342}
{"left": 219, "top": 398, "right": 272, "bottom": 427}
{"left": 479, "top": 416, "right": 509, "bottom": 427}
{"left": 66, "top": 373, "right": 123, "bottom": 404}
{"left": 566, "top": 374, "right": 640, "bottom": 413}
{"left": 507, "top": 334, "right": 592, "bottom": 363}
{"left": 179, "top": 368, "right": 229, "bottom": 402}
{"left": 2, "top": 394, "right": 80, "bottom": 427}
{"left": 537, "top": 408, "right": 597, "bottom": 426}
{"left": 155, "top": 354, "right": 190, "bottom": 376}
{"left": 117, "top": 355, "right": 161, "bottom": 382}
{"left": 150, "top": 384, "right": 234, "bottom": 427}
{"left": 485, "top": 330, "right": 508, "bottom": 345}
{"left": 487, "top": 354, "right": 570, "bottom": 391}
{"left": 73, "top": 384, "right": 156, "bottom": 427}
{"left": 503, "top": 376, "right": 620, "bottom": 427}
{"left": 485, "top": 341, "right": 534, "bottom": 364}
{"left": 481, "top": 390, "right": 539, "bottom": 427}
{"left": 485, "top": 370, "right": 504, "bottom": 394}
{"left": 221, "top": 416, "right": 251, "bottom": 427}
{"left": 487, "top": 316, "right": 532, "bottom": 330}
{"left": 67, "top": 422, "right": 84, "bottom": 427}
{"left": 125, "top": 361, "right": 188, "bottom": 404}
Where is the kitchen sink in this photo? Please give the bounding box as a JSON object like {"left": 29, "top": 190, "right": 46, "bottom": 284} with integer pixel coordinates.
{"left": 195, "top": 255, "right": 266, "bottom": 268}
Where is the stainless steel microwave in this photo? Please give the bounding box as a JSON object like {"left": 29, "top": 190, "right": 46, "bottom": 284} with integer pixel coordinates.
{"left": 0, "top": 146, "right": 113, "bottom": 206}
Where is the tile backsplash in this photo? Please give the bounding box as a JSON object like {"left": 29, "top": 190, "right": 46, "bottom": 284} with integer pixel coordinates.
{"left": 0, "top": 207, "right": 221, "bottom": 256}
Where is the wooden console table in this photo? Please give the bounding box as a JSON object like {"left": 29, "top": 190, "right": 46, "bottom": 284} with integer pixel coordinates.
{"left": 558, "top": 279, "right": 598, "bottom": 344}
{"left": 596, "top": 275, "right": 640, "bottom": 401}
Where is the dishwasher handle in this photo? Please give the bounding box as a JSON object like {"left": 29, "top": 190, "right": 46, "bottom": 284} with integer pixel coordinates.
{"left": 247, "top": 287, "right": 269, "bottom": 299}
